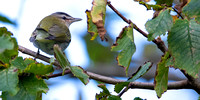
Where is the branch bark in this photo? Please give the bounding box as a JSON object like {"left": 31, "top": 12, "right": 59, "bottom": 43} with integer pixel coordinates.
{"left": 107, "top": 1, "right": 200, "bottom": 94}
{"left": 107, "top": 1, "right": 168, "bottom": 53}
{"left": 17, "top": 1, "right": 200, "bottom": 95}
{"left": 18, "top": 45, "right": 195, "bottom": 92}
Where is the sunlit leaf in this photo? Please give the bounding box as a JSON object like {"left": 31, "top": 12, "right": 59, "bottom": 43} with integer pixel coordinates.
{"left": 86, "top": 10, "right": 98, "bottom": 40}
{"left": 168, "top": 19, "right": 200, "bottom": 78}
{"left": 24, "top": 63, "right": 54, "bottom": 75}
{"left": 183, "top": 0, "right": 200, "bottom": 18}
{"left": 145, "top": 9, "right": 173, "bottom": 41}
{"left": 111, "top": 23, "right": 136, "bottom": 74}
{"left": 90, "top": 0, "right": 107, "bottom": 40}
{"left": 154, "top": 52, "right": 170, "bottom": 98}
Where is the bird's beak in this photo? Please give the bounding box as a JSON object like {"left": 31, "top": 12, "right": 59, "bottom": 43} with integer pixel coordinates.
{"left": 71, "top": 18, "right": 82, "bottom": 22}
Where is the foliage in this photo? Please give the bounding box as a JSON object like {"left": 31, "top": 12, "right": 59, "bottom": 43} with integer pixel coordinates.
{"left": 96, "top": 84, "right": 121, "bottom": 100}
{"left": 145, "top": 8, "right": 173, "bottom": 41}
{"left": 111, "top": 23, "right": 136, "bottom": 74}
{"left": 0, "top": 14, "right": 16, "bottom": 25}
{"left": 53, "top": 45, "right": 89, "bottom": 85}
{"left": 114, "top": 62, "right": 152, "bottom": 93}
{"left": 1, "top": 0, "right": 200, "bottom": 99}
{"left": 0, "top": 27, "right": 51, "bottom": 100}
{"left": 154, "top": 52, "right": 170, "bottom": 98}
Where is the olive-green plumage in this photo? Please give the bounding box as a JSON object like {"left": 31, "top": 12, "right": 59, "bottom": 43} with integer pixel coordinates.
{"left": 30, "top": 12, "right": 81, "bottom": 55}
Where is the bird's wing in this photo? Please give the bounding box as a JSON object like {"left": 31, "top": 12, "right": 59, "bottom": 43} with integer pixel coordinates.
{"left": 29, "top": 28, "right": 47, "bottom": 42}
{"left": 47, "top": 24, "right": 70, "bottom": 42}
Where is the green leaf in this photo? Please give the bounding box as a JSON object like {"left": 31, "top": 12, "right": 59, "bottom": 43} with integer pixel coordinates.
{"left": 0, "top": 27, "right": 18, "bottom": 63}
{"left": 108, "top": 95, "right": 121, "bottom": 100}
{"left": 0, "top": 67, "right": 19, "bottom": 95}
{"left": 53, "top": 44, "right": 70, "bottom": 72}
{"left": 11, "top": 57, "right": 27, "bottom": 70}
{"left": 154, "top": 52, "right": 170, "bottom": 98}
{"left": 0, "top": 27, "right": 12, "bottom": 36}
{"left": 114, "top": 82, "right": 129, "bottom": 93}
{"left": 84, "top": 34, "right": 116, "bottom": 64}
{"left": 86, "top": 10, "right": 98, "bottom": 40}
{"left": 0, "top": 14, "right": 16, "bottom": 25}
{"left": 134, "top": 97, "right": 144, "bottom": 100}
{"left": 168, "top": 19, "right": 200, "bottom": 78}
{"left": 70, "top": 66, "right": 89, "bottom": 85}
{"left": 183, "top": 0, "right": 200, "bottom": 18}
{"left": 54, "top": 45, "right": 89, "bottom": 85}
{"left": 24, "top": 63, "right": 54, "bottom": 75}
{"left": 2, "top": 74, "right": 48, "bottom": 100}
{"left": 96, "top": 84, "right": 111, "bottom": 100}
{"left": 24, "top": 58, "right": 35, "bottom": 66}
{"left": 166, "top": 56, "right": 174, "bottom": 67}
{"left": 145, "top": 9, "right": 173, "bottom": 41}
{"left": 98, "top": 84, "right": 110, "bottom": 95}
{"left": 111, "top": 23, "right": 136, "bottom": 74}
{"left": 155, "top": 0, "right": 173, "bottom": 6}
{"left": 90, "top": 0, "right": 107, "bottom": 40}
{"left": 114, "top": 62, "right": 152, "bottom": 93}
{"left": 0, "top": 34, "right": 14, "bottom": 53}
{"left": 127, "top": 62, "right": 152, "bottom": 82}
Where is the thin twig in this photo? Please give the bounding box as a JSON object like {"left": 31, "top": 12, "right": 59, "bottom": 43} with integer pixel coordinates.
{"left": 107, "top": 1, "right": 131, "bottom": 24}
{"left": 118, "top": 83, "right": 131, "bottom": 97}
{"left": 18, "top": 45, "right": 60, "bottom": 67}
{"left": 106, "top": 1, "right": 200, "bottom": 96}
{"left": 18, "top": 45, "right": 193, "bottom": 91}
{"left": 172, "top": 7, "right": 184, "bottom": 19}
{"left": 42, "top": 70, "right": 71, "bottom": 79}
{"left": 107, "top": 1, "right": 168, "bottom": 53}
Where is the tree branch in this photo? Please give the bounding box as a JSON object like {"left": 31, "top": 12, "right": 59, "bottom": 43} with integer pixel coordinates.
{"left": 172, "top": 7, "right": 184, "bottom": 19}
{"left": 107, "top": 1, "right": 200, "bottom": 94}
{"left": 18, "top": 45, "right": 195, "bottom": 92}
{"left": 107, "top": 1, "right": 168, "bottom": 53}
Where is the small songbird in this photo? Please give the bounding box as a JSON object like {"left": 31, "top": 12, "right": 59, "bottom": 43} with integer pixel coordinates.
{"left": 29, "top": 12, "right": 82, "bottom": 55}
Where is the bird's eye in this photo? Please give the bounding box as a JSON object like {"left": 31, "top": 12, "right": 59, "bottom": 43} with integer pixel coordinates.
{"left": 62, "top": 16, "right": 67, "bottom": 20}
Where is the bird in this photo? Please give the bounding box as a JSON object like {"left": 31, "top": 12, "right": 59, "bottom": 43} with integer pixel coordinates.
{"left": 29, "top": 12, "right": 82, "bottom": 55}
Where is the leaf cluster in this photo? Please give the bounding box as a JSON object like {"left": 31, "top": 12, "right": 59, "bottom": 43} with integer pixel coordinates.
{"left": 86, "top": 0, "right": 200, "bottom": 99}
{"left": 1, "top": 0, "right": 200, "bottom": 99}
{"left": 0, "top": 27, "right": 53, "bottom": 100}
